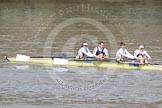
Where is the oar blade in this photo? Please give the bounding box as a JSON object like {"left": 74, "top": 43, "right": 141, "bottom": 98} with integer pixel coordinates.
{"left": 53, "top": 58, "right": 68, "bottom": 65}
{"left": 16, "top": 54, "right": 30, "bottom": 62}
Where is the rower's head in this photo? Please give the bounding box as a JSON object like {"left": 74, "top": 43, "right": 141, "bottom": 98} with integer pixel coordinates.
{"left": 99, "top": 41, "right": 104, "bottom": 48}
{"left": 139, "top": 45, "right": 144, "bottom": 50}
{"left": 120, "top": 42, "right": 126, "bottom": 48}
{"left": 82, "top": 42, "right": 88, "bottom": 47}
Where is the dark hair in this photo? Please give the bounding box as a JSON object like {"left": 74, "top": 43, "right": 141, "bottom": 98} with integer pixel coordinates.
{"left": 81, "top": 41, "right": 87, "bottom": 47}
{"left": 99, "top": 41, "right": 104, "bottom": 45}
{"left": 120, "top": 42, "right": 125, "bottom": 46}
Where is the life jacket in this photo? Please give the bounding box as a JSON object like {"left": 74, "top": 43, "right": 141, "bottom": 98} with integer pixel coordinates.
{"left": 96, "top": 47, "right": 105, "bottom": 56}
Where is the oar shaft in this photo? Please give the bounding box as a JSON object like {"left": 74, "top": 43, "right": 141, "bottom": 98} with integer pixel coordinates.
{"left": 30, "top": 56, "right": 136, "bottom": 60}
{"left": 30, "top": 56, "right": 75, "bottom": 58}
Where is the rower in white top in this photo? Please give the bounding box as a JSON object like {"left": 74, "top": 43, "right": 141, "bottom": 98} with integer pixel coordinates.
{"left": 134, "top": 45, "right": 151, "bottom": 64}
{"left": 76, "top": 42, "right": 95, "bottom": 59}
{"left": 116, "top": 42, "right": 135, "bottom": 62}
{"left": 93, "top": 41, "right": 109, "bottom": 60}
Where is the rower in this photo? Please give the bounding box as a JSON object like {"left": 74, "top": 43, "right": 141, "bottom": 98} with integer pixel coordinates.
{"left": 116, "top": 42, "right": 135, "bottom": 62}
{"left": 134, "top": 45, "right": 151, "bottom": 64}
{"left": 76, "top": 42, "right": 95, "bottom": 59}
{"left": 93, "top": 41, "right": 109, "bottom": 60}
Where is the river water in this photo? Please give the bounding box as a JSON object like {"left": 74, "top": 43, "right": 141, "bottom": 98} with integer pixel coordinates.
{"left": 0, "top": 0, "right": 162, "bottom": 108}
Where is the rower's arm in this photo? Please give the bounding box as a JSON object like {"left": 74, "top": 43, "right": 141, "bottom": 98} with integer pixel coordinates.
{"left": 123, "top": 50, "right": 136, "bottom": 59}
{"left": 134, "top": 50, "right": 138, "bottom": 57}
{"left": 104, "top": 48, "right": 109, "bottom": 56}
{"left": 88, "top": 50, "right": 96, "bottom": 57}
{"left": 144, "top": 51, "right": 151, "bottom": 59}
{"left": 93, "top": 47, "right": 97, "bottom": 56}
{"left": 82, "top": 49, "right": 95, "bottom": 57}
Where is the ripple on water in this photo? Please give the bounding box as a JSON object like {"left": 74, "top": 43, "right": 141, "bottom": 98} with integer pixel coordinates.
{"left": 0, "top": 63, "right": 162, "bottom": 107}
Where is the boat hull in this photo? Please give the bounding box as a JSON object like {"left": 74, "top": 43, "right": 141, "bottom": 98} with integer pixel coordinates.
{"left": 8, "top": 57, "right": 162, "bottom": 71}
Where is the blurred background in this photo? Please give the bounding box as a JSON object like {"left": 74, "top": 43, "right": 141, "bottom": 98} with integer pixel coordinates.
{"left": 0, "top": 1, "right": 162, "bottom": 108}
{"left": 0, "top": 0, "right": 162, "bottom": 63}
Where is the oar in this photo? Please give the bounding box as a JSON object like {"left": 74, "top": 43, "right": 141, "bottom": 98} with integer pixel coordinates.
{"left": 148, "top": 63, "right": 161, "bottom": 65}
{"left": 14, "top": 54, "right": 69, "bottom": 62}
{"left": 16, "top": 54, "right": 30, "bottom": 62}
{"left": 15, "top": 54, "right": 136, "bottom": 62}
{"left": 12, "top": 54, "right": 68, "bottom": 64}
{"left": 30, "top": 52, "right": 69, "bottom": 58}
{"left": 30, "top": 56, "right": 76, "bottom": 58}
{"left": 73, "top": 58, "right": 136, "bottom": 62}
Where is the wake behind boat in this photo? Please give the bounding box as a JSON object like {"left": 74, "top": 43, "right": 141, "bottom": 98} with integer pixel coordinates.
{"left": 6, "top": 54, "right": 162, "bottom": 71}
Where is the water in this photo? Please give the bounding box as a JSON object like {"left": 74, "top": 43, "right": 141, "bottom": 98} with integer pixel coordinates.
{"left": 0, "top": 63, "right": 162, "bottom": 107}
{"left": 0, "top": 0, "right": 162, "bottom": 61}
{"left": 0, "top": 0, "right": 162, "bottom": 107}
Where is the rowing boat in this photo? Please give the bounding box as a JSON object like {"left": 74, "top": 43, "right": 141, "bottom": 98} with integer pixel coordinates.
{"left": 7, "top": 55, "right": 162, "bottom": 71}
